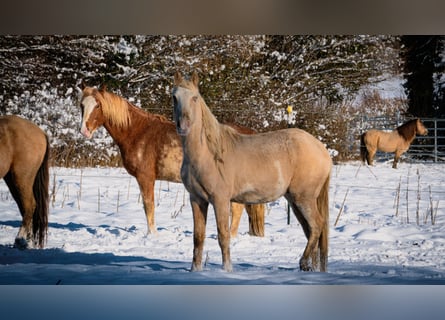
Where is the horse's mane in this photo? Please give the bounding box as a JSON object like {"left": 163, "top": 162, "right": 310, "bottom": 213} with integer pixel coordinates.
{"left": 397, "top": 119, "right": 418, "bottom": 142}
{"left": 84, "top": 87, "right": 170, "bottom": 129}
{"left": 199, "top": 96, "right": 240, "bottom": 163}
{"left": 97, "top": 89, "right": 132, "bottom": 129}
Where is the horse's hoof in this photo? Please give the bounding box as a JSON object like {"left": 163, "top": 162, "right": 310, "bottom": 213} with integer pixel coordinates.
{"left": 190, "top": 264, "right": 202, "bottom": 272}
{"left": 14, "top": 237, "right": 30, "bottom": 250}
{"left": 223, "top": 264, "right": 233, "bottom": 272}
{"left": 299, "top": 260, "right": 314, "bottom": 272}
{"left": 146, "top": 228, "right": 158, "bottom": 236}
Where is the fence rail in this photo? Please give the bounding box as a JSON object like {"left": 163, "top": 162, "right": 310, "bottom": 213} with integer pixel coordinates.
{"left": 407, "top": 118, "right": 445, "bottom": 162}
{"left": 360, "top": 115, "right": 445, "bottom": 163}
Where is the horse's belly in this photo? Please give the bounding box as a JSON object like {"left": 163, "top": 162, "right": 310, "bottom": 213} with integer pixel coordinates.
{"left": 378, "top": 143, "right": 397, "bottom": 153}
{"left": 232, "top": 182, "right": 286, "bottom": 204}
{"left": 231, "top": 159, "right": 290, "bottom": 203}
{"left": 232, "top": 191, "right": 282, "bottom": 204}
{"left": 375, "top": 133, "right": 399, "bottom": 152}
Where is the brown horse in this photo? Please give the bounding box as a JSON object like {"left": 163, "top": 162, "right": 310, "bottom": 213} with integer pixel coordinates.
{"left": 360, "top": 118, "right": 428, "bottom": 169}
{"left": 173, "top": 71, "right": 332, "bottom": 272}
{"left": 0, "top": 115, "right": 49, "bottom": 249}
{"left": 79, "top": 85, "right": 265, "bottom": 237}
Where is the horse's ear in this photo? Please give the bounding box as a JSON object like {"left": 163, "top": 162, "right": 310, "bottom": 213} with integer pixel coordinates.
{"left": 76, "top": 80, "right": 86, "bottom": 96}
{"left": 191, "top": 71, "right": 199, "bottom": 88}
{"left": 99, "top": 84, "right": 107, "bottom": 93}
{"left": 174, "top": 71, "right": 183, "bottom": 85}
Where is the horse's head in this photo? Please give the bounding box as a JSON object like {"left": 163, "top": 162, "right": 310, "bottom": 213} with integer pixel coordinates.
{"left": 172, "top": 71, "right": 201, "bottom": 136}
{"left": 416, "top": 118, "right": 428, "bottom": 136}
{"left": 79, "top": 85, "right": 106, "bottom": 139}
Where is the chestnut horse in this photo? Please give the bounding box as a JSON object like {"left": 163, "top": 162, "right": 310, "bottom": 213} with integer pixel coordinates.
{"left": 0, "top": 115, "right": 49, "bottom": 249}
{"left": 173, "top": 71, "right": 332, "bottom": 272}
{"left": 79, "top": 85, "right": 265, "bottom": 237}
{"left": 360, "top": 118, "right": 428, "bottom": 169}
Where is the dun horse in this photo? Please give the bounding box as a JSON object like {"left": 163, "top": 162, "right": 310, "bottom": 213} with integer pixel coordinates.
{"left": 0, "top": 115, "right": 49, "bottom": 249}
{"left": 79, "top": 85, "right": 265, "bottom": 237}
{"left": 360, "top": 118, "right": 428, "bottom": 169}
{"left": 173, "top": 71, "right": 332, "bottom": 272}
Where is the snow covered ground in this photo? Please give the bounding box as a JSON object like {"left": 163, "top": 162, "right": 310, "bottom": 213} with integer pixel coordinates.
{"left": 0, "top": 160, "right": 444, "bottom": 285}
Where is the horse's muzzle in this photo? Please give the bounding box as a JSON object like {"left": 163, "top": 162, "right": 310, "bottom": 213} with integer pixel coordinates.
{"left": 80, "top": 125, "right": 93, "bottom": 139}
{"left": 176, "top": 118, "right": 190, "bottom": 136}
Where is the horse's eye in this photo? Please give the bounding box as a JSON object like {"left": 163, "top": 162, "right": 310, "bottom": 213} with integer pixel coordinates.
{"left": 192, "top": 96, "right": 198, "bottom": 103}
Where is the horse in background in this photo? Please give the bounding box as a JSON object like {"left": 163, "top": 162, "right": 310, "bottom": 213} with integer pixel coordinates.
{"left": 360, "top": 118, "right": 428, "bottom": 169}
{"left": 173, "top": 71, "right": 332, "bottom": 272}
{"left": 0, "top": 115, "right": 49, "bottom": 249}
{"left": 78, "top": 85, "right": 265, "bottom": 237}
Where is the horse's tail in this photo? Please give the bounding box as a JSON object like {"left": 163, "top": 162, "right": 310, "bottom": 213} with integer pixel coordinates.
{"left": 360, "top": 132, "right": 368, "bottom": 164}
{"left": 246, "top": 203, "right": 265, "bottom": 237}
{"left": 317, "top": 174, "right": 330, "bottom": 272}
{"left": 33, "top": 135, "right": 50, "bottom": 248}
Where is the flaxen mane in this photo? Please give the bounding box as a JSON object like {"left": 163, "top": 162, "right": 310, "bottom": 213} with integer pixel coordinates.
{"left": 82, "top": 87, "right": 130, "bottom": 129}
{"left": 96, "top": 90, "right": 132, "bottom": 129}
{"left": 397, "top": 119, "right": 417, "bottom": 142}
{"left": 97, "top": 89, "right": 172, "bottom": 128}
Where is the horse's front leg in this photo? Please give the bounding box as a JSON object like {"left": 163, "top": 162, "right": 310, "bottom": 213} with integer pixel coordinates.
{"left": 214, "top": 198, "right": 233, "bottom": 272}
{"left": 190, "top": 195, "right": 209, "bottom": 272}
{"left": 229, "top": 202, "right": 243, "bottom": 238}
{"left": 393, "top": 150, "right": 402, "bottom": 169}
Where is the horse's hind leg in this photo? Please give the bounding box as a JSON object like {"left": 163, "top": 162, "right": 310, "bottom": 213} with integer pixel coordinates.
{"left": 246, "top": 203, "right": 265, "bottom": 237}
{"left": 229, "top": 203, "right": 265, "bottom": 237}
{"left": 137, "top": 178, "right": 157, "bottom": 235}
{"left": 367, "top": 147, "right": 376, "bottom": 166}
{"left": 5, "top": 172, "right": 37, "bottom": 249}
{"left": 287, "top": 196, "right": 323, "bottom": 271}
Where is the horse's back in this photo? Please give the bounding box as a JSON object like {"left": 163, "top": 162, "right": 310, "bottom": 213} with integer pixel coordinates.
{"left": 284, "top": 128, "right": 332, "bottom": 184}
{"left": 0, "top": 117, "right": 15, "bottom": 176}
{"left": 229, "top": 128, "right": 331, "bottom": 202}
{"left": 246, "top": 128, "right": 330, "bottom": 164}
{"left": 1, "top": 115, "right": 46, "bottom": 138}
{"left": 0, "top": 115, "right": 47, "bottom": 172}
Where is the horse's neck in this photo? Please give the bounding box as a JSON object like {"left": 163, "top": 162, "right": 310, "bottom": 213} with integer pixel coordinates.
{"left": 182, "top": 105, "right": 226, "bottom": 167}
{"left": 182, "top": 112, "right": 212, "bottom": 161}
{"left": 398, "top": 127, "right": 416, "bottom": 143}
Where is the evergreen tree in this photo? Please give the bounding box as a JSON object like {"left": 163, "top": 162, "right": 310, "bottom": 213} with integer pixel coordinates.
{"left": 401, "top": 35, "right": 445, "bottom": 117}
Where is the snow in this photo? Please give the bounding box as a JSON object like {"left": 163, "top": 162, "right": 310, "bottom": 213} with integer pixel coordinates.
{"left": 1, "top": 161, "right": 444, "bottom": 285}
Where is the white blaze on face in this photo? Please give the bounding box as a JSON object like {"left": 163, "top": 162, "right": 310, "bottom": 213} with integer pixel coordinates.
{"left": 80, "top": 95, "right": 97, "bottom": 139}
